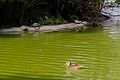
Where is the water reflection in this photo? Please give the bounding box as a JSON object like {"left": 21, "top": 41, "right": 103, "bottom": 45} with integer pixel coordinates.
{"left": 104, "top": 26, "right": 118, "bottom": 40}
{"left": 102, "top": 0, "right": 120, "bottom": 40}
{"left": 103, "top": 16, "right": 120, "bottom": 26}
{"left": 103, "top": 16, "right": 120, "bottom": 39}
{"left": 0, "top": 33, "right": 21, "bottom": 38}
{"left": 20, "top": 32, "right": 41, "bottom": 37}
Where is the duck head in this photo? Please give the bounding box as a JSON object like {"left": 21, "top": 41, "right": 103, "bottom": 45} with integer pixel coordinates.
{"left": 65, "top": 61, "right": 71, "bottom": 67}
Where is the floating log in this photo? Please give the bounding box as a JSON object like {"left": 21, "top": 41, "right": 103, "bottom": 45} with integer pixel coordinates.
{"left": 0, "top": 22, "right": 89, "bottom": 33}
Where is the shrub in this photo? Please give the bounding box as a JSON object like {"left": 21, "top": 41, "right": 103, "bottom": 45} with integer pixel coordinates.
{"left": 0, "top": 0, "right": 107, "bottom": 27}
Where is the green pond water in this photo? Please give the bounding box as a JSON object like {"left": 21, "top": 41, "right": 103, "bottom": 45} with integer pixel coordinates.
{"left": 0, "top": 27, "right": 120, "bottom": 80}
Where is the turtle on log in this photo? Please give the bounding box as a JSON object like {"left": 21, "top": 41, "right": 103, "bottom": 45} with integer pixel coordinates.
{"left": 20, "top": 26, "right": 29, "bottom": 32}
{"left": 31, "top": 23, "right": 41, "bottom": 31}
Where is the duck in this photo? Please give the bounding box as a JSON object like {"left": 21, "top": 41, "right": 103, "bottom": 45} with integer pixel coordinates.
{"left": 65, "top": 61, "right": 83, "bottom": 69}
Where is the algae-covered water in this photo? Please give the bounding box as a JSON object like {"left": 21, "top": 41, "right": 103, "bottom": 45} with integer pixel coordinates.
{"left": 0, "top": 27, "right": 120, "bottom": 80}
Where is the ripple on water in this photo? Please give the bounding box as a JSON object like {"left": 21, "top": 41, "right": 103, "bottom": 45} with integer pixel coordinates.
{"left": 0, "top": 31, "right": 120, "bottom": 80}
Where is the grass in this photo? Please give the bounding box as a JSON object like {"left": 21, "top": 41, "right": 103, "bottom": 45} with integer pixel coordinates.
{"left": 40, "top": 16, "right": 68, "bottom": 25}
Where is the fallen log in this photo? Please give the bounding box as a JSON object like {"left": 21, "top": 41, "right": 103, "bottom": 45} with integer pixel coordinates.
{"left": 0, "top": 21, "right": 89, "bottom": 33}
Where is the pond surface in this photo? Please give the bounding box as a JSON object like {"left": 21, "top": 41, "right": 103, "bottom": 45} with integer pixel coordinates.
{"left": 0, "top": 27, "right": 120, "bottom": 80}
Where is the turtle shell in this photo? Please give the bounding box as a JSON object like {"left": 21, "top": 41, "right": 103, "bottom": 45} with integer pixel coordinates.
{"left": 31, "top": 23, "right": 41, "bottom": 27}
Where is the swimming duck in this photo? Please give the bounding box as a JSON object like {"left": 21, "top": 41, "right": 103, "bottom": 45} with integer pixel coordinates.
{"left": 65, "top": 61, "right": 83, "bottom": 69}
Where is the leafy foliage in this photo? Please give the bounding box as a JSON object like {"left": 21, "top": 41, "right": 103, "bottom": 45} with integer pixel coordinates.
{"left": 116, "top": 0, "right": 120, "bottom": 4}
{"left": 0, "top": 0, "right": 106, "bottom": 27}
{"left": 40, "top": 16, "right": 67, "bottom": 25}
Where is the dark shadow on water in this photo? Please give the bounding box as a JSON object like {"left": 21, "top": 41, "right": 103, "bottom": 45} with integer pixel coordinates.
{"left": 0, "top": 31, "right": 42, "bottom": 38}
{"left": 0, "top": 33, "right": 21, "bottom": 38}
{"left": 46, "top": 27, "right": 103, "bottom": 34}
{"left": 0, "top": 76, "right": 62, "bottom": 80}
